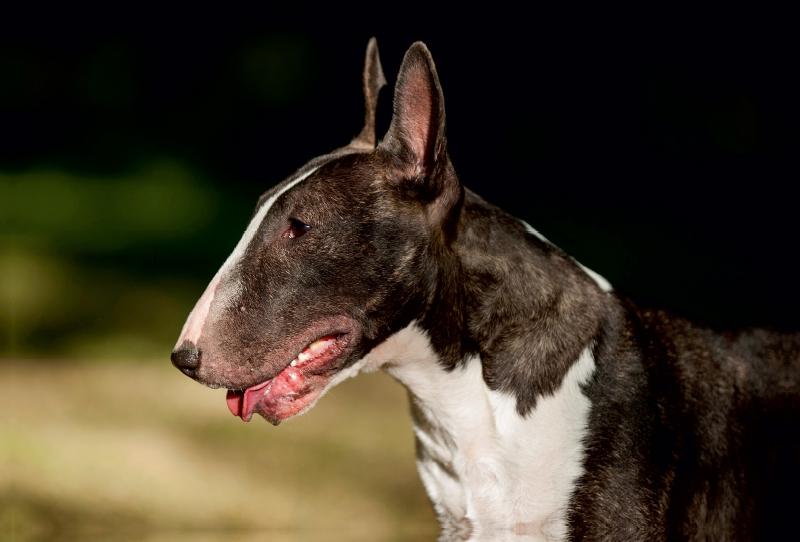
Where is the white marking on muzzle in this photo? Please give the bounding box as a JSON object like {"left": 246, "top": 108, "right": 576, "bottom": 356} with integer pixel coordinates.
{"left": 175, "top": 167, "right": 319, "bottom": 348}
{"left": 178, "top": 273, "right": 222, "bottom": 345}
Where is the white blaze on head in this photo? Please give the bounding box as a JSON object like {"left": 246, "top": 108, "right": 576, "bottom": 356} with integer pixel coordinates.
{"left": 177, "top": 273, "right": 222, "bottom": 345}
{"left": 174, "top": 167, "right": 319, "bottom": 348}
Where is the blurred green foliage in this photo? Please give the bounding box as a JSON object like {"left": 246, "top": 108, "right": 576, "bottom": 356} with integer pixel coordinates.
{"left": 0, "top": 158, "right": 229, "bottom": 359}
{"left": 1, "top": 159, "right": 217, "bottom": 250}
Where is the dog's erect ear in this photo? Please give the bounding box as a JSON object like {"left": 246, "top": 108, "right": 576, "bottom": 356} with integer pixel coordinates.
{"left": 380, "top": 42, "right": 447, "bottom": 178}
{"left": 380, "top": 42, "right": 461, "bottom": 235}
{"left": 349, "top": 37, "right": 387, "bottom": 150}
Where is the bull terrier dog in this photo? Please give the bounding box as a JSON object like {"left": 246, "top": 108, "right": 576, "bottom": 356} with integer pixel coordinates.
{"left": 172, "top": 38, "right": 800, "bottom": 541}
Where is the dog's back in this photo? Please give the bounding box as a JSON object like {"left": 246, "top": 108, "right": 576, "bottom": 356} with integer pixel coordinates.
{"left": 572, "top": 303, "right": 800, "bottom": 540}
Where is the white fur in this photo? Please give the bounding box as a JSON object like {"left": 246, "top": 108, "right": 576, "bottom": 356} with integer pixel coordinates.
{"left": 577, "top": 264, "right": 612, "bottom": 293}
{"left": 176, "top": 167, "right": 319, "bottom": 348}
{"left": 343, "top": 322, "right": 596, "bottom": 541}
{"left": 178, "top": 273, "right": 221, "bottom": 345}
{"left": 520, "top": 219, "right": 612, "bottom": 293}
{"left": 520, "top": 219, "right": 551, "bottom": 245}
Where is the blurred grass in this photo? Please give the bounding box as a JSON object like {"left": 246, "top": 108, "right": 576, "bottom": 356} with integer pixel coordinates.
{"left": 1, "top": 360, "right": 438, "bottom": 541}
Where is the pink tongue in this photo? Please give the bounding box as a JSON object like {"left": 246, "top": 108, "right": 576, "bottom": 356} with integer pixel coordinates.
{"left": 224, "top": 335, "right": 339, "bottom": 422}
{"left": 226, "top": 391, "right": 243, "bottom": 417}
{"left": 226, "top": 379, "right": 272, "bottom": 422}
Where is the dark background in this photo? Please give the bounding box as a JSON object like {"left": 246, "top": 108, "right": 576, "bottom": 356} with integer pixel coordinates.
{"left": 2, "top": 4, "right": 798, "bottom": 358}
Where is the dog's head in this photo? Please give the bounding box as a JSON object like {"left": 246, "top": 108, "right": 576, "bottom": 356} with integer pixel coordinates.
{"left": 171, "top": 39, "right": 463, "bottom": 424}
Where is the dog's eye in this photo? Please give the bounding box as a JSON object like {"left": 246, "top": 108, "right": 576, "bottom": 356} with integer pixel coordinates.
{"left": 283, "top": 218, "right": 311, "bottom": 239}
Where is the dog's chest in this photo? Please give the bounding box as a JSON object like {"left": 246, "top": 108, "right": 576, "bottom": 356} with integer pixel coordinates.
{"left": 381, "top": 326, "right": 595, "bottom": 541}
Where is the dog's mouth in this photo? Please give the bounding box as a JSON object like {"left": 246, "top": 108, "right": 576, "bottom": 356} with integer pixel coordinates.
{"left": 225, "top": 333, "right": 351, "bottom": 425}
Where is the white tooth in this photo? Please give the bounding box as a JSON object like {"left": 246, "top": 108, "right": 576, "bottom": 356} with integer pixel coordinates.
{"left": 290, "top": 359, "right": 297, "bottom": 367}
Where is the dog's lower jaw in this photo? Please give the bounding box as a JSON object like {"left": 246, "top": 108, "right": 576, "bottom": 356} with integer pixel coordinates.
{"left": 375, "top": 322, "right": 595, "bottom": 542}
{"left": 225, "top": 332, "right": 354, "bottom": 424}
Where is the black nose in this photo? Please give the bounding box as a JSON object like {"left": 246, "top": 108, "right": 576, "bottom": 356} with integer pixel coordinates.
{"left": 171, "top": 340, "right": 201, "bottom": 378}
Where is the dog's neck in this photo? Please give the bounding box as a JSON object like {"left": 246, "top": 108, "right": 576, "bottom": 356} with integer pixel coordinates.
{"left": 360, "top": 192, "right": 610, "bottom": 539}
{"left": 379, "top": 325, "right": 596, "bottom": 540}
{"left": 417, "top": 189, "right": 610, "bottom": 415}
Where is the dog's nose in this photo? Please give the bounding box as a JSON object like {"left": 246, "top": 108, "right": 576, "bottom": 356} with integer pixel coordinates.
{"left": 171, "top": 340, "right": 201, "bottom": 378}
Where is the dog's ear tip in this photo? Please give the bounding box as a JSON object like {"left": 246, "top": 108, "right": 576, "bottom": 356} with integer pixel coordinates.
{"left": 405, "top": 40, "right": 430, "bottom": 53}
{"left": 403, "top": 41, "right": 435, "bottom": 65}
{"left": 365, "top": 37, "right": 387, "bottom": 89}
{"left": 349, "top": 36, "right": 387, "bottom": 150}
{"left": 395, "top": 42, "right": 441, "bottom": 102}
{"left": 366, "top": 36, "right": 380, "bottom": 52}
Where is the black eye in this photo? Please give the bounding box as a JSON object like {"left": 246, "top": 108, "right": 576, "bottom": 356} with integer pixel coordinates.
{"left": 283, "top": 218, "right": 311, "bottom": 239}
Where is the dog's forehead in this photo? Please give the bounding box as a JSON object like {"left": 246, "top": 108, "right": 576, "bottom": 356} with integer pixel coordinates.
{"left": 255, "top": 151, "right": 385, "bottom": 220}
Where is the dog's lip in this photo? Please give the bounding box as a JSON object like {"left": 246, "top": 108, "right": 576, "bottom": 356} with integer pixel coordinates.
{"left": 225, "top": 332, "right": 349, "bottom": 422}
{"left": 226, "top": 379, "right": 273, "bottom": 422}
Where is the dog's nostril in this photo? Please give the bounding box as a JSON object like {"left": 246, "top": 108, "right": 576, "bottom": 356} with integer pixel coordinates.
{"left": 171, "top": 340, "right": 201, "bottom": 378}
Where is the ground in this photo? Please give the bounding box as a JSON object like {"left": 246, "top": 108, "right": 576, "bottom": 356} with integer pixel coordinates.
{"left": 1, "top": 360, "right": 437, "bottom": 541}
